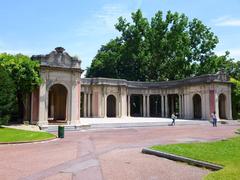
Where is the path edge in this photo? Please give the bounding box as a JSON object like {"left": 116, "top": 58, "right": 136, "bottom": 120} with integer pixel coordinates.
{"left": 142, "top": 148, "right": 223, "bottom": 171}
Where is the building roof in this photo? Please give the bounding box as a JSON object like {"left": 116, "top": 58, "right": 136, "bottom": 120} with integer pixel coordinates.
{"left": 31, "top": 47, "right": 83, "bottom": 72}
{"left": 82, "top": 72, "right": 230, "bottom": 89}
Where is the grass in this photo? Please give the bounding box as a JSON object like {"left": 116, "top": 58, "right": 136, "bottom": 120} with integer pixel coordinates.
{"left": 151, "top": 136, "right": 240, "bottom": 180}
{"left": 0, "top": 127, "right": 56, "bottom": 143}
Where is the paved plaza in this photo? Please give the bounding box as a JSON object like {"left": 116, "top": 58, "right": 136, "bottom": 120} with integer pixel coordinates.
{"left": 0, "top": 122, "right": 239, "bottom": 180}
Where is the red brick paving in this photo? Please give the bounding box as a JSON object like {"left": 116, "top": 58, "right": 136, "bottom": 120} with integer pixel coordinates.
{"left": 0, "top": 124, "right": 239, "bottom": 180}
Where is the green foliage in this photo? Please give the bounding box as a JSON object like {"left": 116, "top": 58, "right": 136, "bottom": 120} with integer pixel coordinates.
{"left": 0, "top": 65, "right": 16, "bottom": 125}
{"left": 0, "top": 53, "right": 42, "bottom": 121}
{"left": 230, "top": 78, "right": 240, "bottom": 119}
{"left": 0, "top": 53, "right": 42, "bottom": 94}
{"left": 87, "top": 9, "right": 219, "bottom": 81}
{"left": 86, "top": 9, "right": 240, "bottom": 118}
{"left": 151, "top": 136, "right": 240, "bottom": 179}
{"left": 0, "top": 127, "right": 56, "bottom": 143}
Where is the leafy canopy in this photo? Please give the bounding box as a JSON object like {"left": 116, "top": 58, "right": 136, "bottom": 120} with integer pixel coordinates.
{"left": 0, "top": 65, "right": 16, "bottom": 125}
{"left": 0, "top": 53, "right": 42, "bottom": 122}
{"left": 0, "top": 53, "right": 42, "bottom": 94}
{"left": 86, "top": 9, "right": 219, "bottom": 81}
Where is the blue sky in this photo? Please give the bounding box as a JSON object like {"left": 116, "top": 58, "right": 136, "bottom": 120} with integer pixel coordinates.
{"left": 0, "top": 0, "right": 240, "bottom": 70}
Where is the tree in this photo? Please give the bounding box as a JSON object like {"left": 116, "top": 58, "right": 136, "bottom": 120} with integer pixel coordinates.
{"left": 0, "top": 65, "right": 16, "bottom": 125}
{"left": 0, "top": 53, "right": 42, "bottom": 122}
{"left": 230, "top": 78, "right": 240, "bottom": 119}
{"left": 87, "top": 9, "right": 219, "bottom": 81}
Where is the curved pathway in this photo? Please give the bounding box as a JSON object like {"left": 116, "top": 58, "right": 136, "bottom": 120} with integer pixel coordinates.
{"left": 0, "top": 123, "right": 239, "bottom": 180}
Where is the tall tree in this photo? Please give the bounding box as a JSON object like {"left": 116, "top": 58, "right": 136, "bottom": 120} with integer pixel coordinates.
{"left": 87, "top": 9, "right": 219, "bottom": 81}
{"left": 0, "top": 53, "right": 42, "bottom": 122}
{"left": 0, "top": 65, "right": 16, "bottom": 125}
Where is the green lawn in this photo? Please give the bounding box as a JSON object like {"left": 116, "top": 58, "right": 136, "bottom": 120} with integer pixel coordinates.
{"left": 0, "top": 127, "right": 56, "bottom": 143}
{"left": 151, "top": 136, "right": 240, "bottom": 180}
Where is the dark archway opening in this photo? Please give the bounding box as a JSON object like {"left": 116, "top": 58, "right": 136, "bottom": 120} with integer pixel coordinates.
{"left": 150, "top": 95, "right": 162, "bottom": 117}
{"left": 48, "top": 84, "right": 67, "bottom": 122}
{"left": 80, "top": 92, "right": 84, "bottom": 117}
{"left": 193, "top": 94, "right": 202, "bottom": 119}
{"left": 107, "top": 95, "right": 116, "bottom": 117}
{"left": 219, "top": 93, "right": 226, "bottom": 119}
{"left": 130, "top": 95, "right": 143, "bottom": 117}
{"left": 168, "top": 94, "right": 179, "bottom": 117}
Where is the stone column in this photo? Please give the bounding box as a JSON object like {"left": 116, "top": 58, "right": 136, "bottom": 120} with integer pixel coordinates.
{"left": 87, "top": 93, "right": 91, "bottom": 117}
{"left": 143, "top": 95, "right": 146, "bottom": 117}
{"left": 215, "top": 92, "right": 219, "bottom": 119}
{"left": 83, "top": 93, "right": 87, "bottom": 117}
{"left": 161, "top": 95, "right": 164, "bottom": 117}
{"left": 38, "top": 78, "right": 48, "bottom": 126}
{"left": 146, "top": 95, "right": 150, "bottom": 117}
{"left": 71, "top": 81, "right": 81, "bottom": 125}
{"left": 127, "top": 95, "right": 131, "bottom": 117}
{"left": 179, "top": 95, "right": 182, "bottom": 118}
{"left": 31, "top": 88, "right": 39, "bottom": 124}
{"left": 182, "top": 94, "right": 185, "bottom": 119}
{"left": 228, "top": 87, "right": 233, "bottom": 120}
{"left": 165, "top": 95, "right": 168, "bottom": 117}
{"left": 120, "top": 88, "right": 127, "bottom": 117}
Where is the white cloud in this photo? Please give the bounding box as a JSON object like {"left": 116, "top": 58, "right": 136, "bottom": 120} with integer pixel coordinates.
{"left": 75, "top": 4, "right": 131, "bottom": 37}
{"left": 216, "top": 48, "right": 240, "bottom": 60}
{"left": 213, "top": 16, "right": 240, "bottom": 27}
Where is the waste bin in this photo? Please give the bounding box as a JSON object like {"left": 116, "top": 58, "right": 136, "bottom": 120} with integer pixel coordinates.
{"left": 58, "top": 125, "right": 64, "bottom": 138}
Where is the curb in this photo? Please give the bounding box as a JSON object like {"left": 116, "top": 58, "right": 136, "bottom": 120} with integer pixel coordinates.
{"left": 0, "top": 136, "right": 58, "bottom": 145}
{"left": 142, "top": 148, "right": 223, "bottom": 171}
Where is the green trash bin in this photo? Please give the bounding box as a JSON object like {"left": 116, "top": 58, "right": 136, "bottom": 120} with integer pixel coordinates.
{"left": 58, "top": 125, "right": 64, "bottom": 138}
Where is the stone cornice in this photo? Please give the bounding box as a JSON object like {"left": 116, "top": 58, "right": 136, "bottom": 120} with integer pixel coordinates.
{"left": 82, "top": 73, "right": 231, "bottom": 89}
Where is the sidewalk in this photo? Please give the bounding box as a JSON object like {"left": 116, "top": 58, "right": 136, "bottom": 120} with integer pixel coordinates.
{"left": 80, "top": 117, "right": 210, "bottom": 128}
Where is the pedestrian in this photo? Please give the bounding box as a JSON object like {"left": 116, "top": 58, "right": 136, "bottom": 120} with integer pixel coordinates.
{"left": 211, "top": 111, "right": 217, "bottom": 127}
{"left": 171, "top": 112, "right": 176, "bottom": 126}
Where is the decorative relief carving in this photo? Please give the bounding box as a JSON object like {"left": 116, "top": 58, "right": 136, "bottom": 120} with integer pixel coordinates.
{"left": 31, "top": 47, "right": 81, "bottom": 70}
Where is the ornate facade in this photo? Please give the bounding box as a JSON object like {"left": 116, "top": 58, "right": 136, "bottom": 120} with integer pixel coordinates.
{"left": 30, "top": 48, "right": 232, "bottom": 125}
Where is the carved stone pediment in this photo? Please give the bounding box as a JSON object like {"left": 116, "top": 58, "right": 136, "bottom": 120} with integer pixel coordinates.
{"left": 31, "top": 47, "right": 82, "bottom": 70}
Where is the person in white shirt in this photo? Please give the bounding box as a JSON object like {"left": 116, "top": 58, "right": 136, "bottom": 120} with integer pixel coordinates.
{"left": 171, "top": 112, "right": 177, "bottom": 126}
{"left": 211, "top": 111, "right": 217, "bottom": 127}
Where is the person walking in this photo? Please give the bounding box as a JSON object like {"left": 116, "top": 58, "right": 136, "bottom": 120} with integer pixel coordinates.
{"left": 171, "top": 112, "right": 177, "bottom": 126}
{"left": 211, "top": 111, "right": 217, "bottom": 127}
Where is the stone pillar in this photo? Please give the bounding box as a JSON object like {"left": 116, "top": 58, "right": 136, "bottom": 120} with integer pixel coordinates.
{"left": 38, "top": 78, "right": 48, "bottom": 126}
{"left": 184, "top": 94, "right": 188, "bottom": 119}
{"left": 182, "top": 94, "right": 185, "bottom": 119}
{"left": 83, "top": 93, "right": 87, "bottom": 117}
{"left": 215, "top": 92, "right": 219, "bottom": 119}
{"left": 87, "top": 93, "right": 91, "bottom": 117}
{"left": 127, "top": 95, "right": 131, "bottom": 117}
{"left": 31, "top": 88, "right": 39, "bottom": 124}
{"left": 146, "top": 95, "right": 150, "bottom": 117}
{"left": 179, "top": 95, "right": 182, "bottom": 118}
{"left": 228, "top": 88, "right": 233, "bottom": 120}
{"left": 92, "top": 90, "right": 99, "bottom": 118}
{"left": 165, "top": 95, "right": 168, "bottom": 117}
{"left": 143, "top": 95, "right": 146, "bottom": 117}
{"left": 161, "top": 95, "right": 164, "bottom": 117}
{"left": 184, "top": 94, "right": 191, "bottom": 119}
{"left": 71, "top": 80, "right": 81, "bottom": 124}
{"left": 121, "top": 89, "right": 127, "bottom": 117}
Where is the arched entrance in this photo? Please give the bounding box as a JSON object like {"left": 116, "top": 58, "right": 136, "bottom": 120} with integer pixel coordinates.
{"left": 150, "top": 95, "right": 161, "bottom": 117}
{"left": 193, "top": 94, "right": 202, "bottom": 119}
{"left": 219, "top": 93, "right": 226, "bottom": 119}
{"left": 130, "top": 95, "right": 143, "bottom": 117}
{"left": 48, "top": 84, "right": 67, "bottom": 122}
{"left": 107, "top": 95, "right": 116, "bottom": 117}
